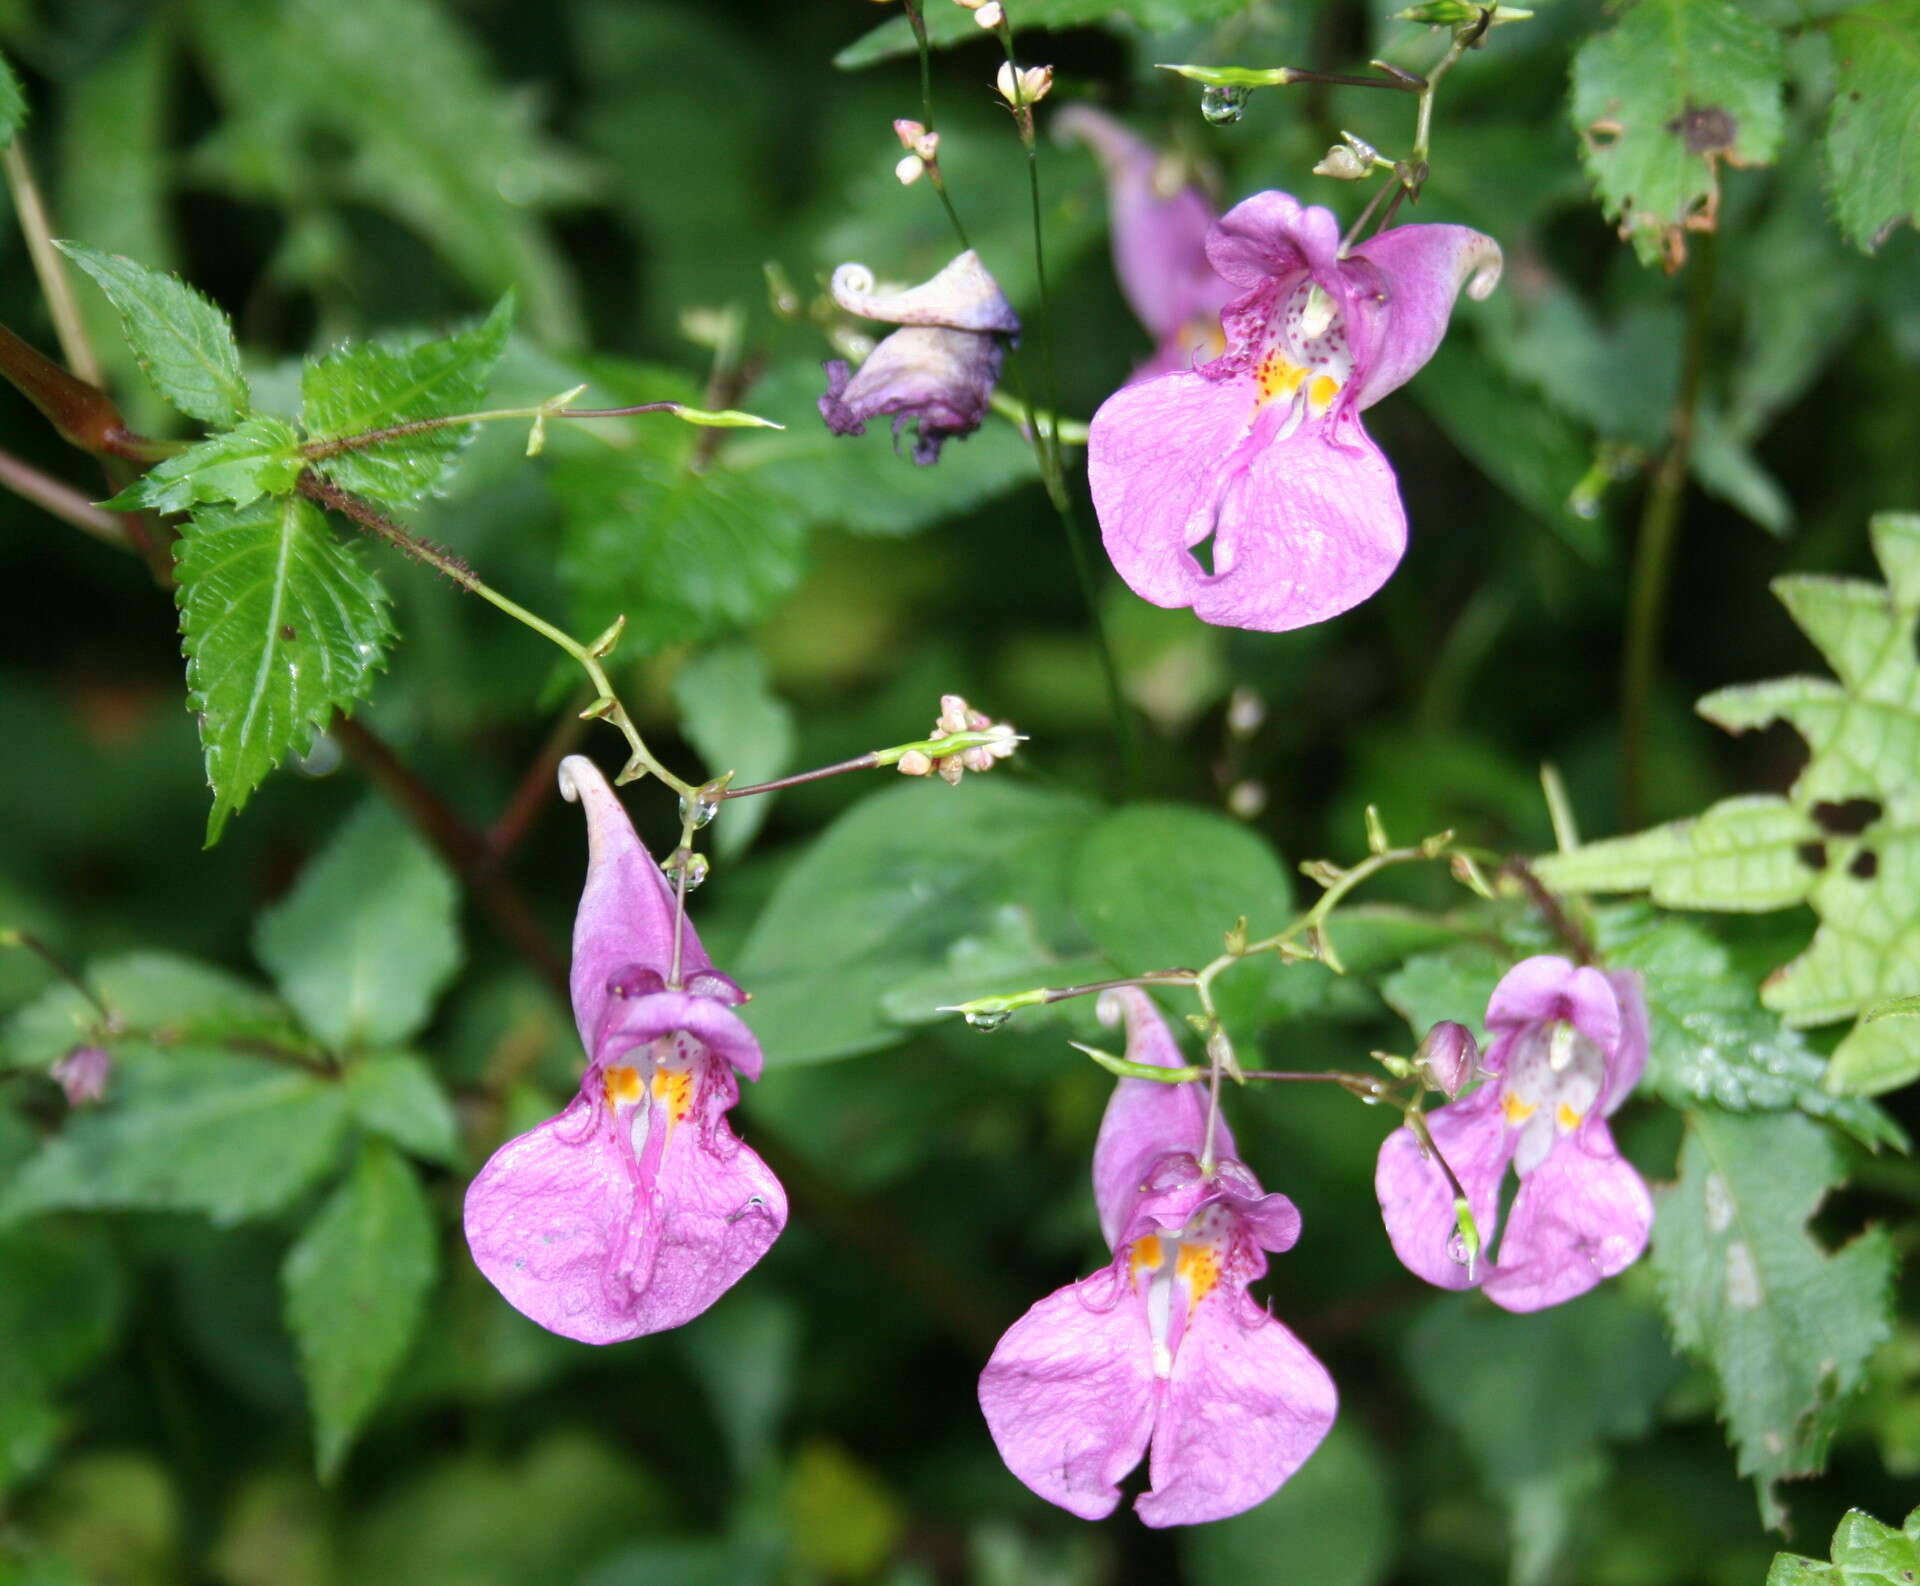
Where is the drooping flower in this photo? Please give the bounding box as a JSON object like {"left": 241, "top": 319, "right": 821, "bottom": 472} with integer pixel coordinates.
{"left": 819, "top": 250, "right": 1019, "bottom": 465}
{"left": 51, "top": 1044, "right": 111, "bottom": 1107}
{"left": 1375, "top": 955, "right": 1652, "bottom": 1313}
{"left": 1088, "top": 191, "right": 1502, "bottom": 632}
{"left": 979, "top": 990, "right": 1335, "bottom": 1526}
{"left": 464, "top": 755, "right": 786, "bottom": 1344}
{"left": 1055, "top": 105, "right": 1237, "bottom": 382}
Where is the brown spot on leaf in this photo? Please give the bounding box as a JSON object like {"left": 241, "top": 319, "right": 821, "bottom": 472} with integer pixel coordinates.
{"left": 1850, "top": 850, "right": 1879, "bottom": 881}
{"left": 1813, "top": 797, "right": 1883, "bottom": 835}
{"left": 1585, "top": 117, "right": 1622, "bottom": 149}
{"left": 280, "top": 624, "right": 298, "bottom": 641}
{"left": 1667, "top": 104, "right": 1736, "bottom": 156}
{"left": 1796, "top": 841, "right": 1828, "bottom": 871}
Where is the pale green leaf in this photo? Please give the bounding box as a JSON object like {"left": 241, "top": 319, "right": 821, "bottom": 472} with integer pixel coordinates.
{"left": 671, "top": 644, "right": 795, "bottom": 860}
{"left": 1826, "top": 1, "right": 1920, "bottom": 251}
{"left": 55, "top": 241, "right": 250, "bottom": 424}
{"left": 176, "top": 496, "right": 394, "bottom": 843}
{"left": 1183, "top": 1423, "right": 1394, "bottom": 1586}
{"left": 1652, "top": 1108, "right": 1894, "bottom": 1525}
{"left": 345, "top": 1052, "right": 460, "bottom": 1166}
{"left": 4, "top": 949, "right": 301, "bottom": 1072}
{"left": 0, "top": 1044, "right": 350, "bottom": 1225}
{"left": 1569, "top": 0, "right": 1786, "bottom": 268}
{"left": 0, "top": 49, "right": 26, "bottom": 151}
{"left": 1769, "top": 1504, "right": 1920, "bottom": 1584}
{"left": 836, "top": 0, "right": 1245, "bottom": 69}
{"left": 735, "top": 780, "right": 1097, "bottom": 1064}
{"left": 101, "top": 417, "right": 303, "bottom": 515}
{"left": 301, "top": 294, "right": 513, "bottom": 509}
{"left": 255, "top": 801, "right": 462, "bottom": 1053}
{"left": 1538, "top": 515, "right": 1920, "bottom": 1094}
{"left": 283, "top": 1140, "right": 437, "bottom": 1479}
{"left": 1381, "top": 944, "right": 1506, "bottom": 1040}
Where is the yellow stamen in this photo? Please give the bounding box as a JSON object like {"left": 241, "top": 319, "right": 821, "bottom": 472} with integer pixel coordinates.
{"left": 602, "top": 1065, "right": 644, "bottom": 1107}
{"left": 1130, "top": 1234, "right": 1163, "bottom": 1278}
{"left": 652, "top": 1068, "right": 695, "bottom": 1124}
{"left": 1503, "top": 1092, "right": 1537, "bottom": 1127}
{"left": 1307, "top": 373, "right": 1341, "bottom": 415}
{"left": 1176, "top": 1241, "right": 1221, "bottom": 1310}
{"left": 1254, "top": 350, "right": 1307, "bottom": 407}
{"left": 1556, "top": 1102, "right": 1582, "bottom": 1132}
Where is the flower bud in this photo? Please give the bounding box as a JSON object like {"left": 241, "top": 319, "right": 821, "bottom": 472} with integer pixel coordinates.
{"left": 1414, "top": 1020, "right": 1478, "bottom": 1098}
{"left": 898, "top": 749, "right": 934, "bottom": 776}
{"left": 52, "top": 1045, "right": 111, "bottom": 1107}
{"left": 973, "top": 1, "right": 1004, "bottom": 27}
{"left": 1313, "top": 145, "right": 1369, "bottom": 180}
{"left": 995, "top": 61, "right": 1054, "bottom": 105}
{"left": 894, "top": 117, "right": 927, "bottom": 147}
{"left": 1226, "top": 686, "right": 1265, "bottom": 737}
{"left": 896, "top": 154, "right": 927, "bottom": 186}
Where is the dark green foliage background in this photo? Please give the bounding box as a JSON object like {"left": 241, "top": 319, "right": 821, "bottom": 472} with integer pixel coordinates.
{"left": 1, "top": 1, "right": 1919, "bottom": 1584}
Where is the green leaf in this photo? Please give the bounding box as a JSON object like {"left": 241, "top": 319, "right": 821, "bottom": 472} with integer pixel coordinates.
{"left": 101, "top": 417, "right": 303, "bottom": 515}
{"left": 1182, "top": 1422, "right": 1394, "bottom": 1586}
{"left": 735, "top": 780, "right": 1098, "bottom": 1064}
{"left": 676, "top": 1291, "right": 797, "bottom": 1478}
{"left": 719, "top": 360, "right": 1038, "bottom": 538}
{"left": 1594, "top": 906, "right": 1902, "bottom": 1149}
{"left": 671, "top": 644, "right": 795, "bottom": 861}
{"left": 283, "top": 1139, "right": 436, "bottom": 1479}
{"left": 255, "top": 801, "right": 462, "bottom": 1053}
{"left": 54, "top": 241, "right": 250, "bottom": 424}
{"left": 1381, "top": 944, "right": 1506, "bottom": 1041}
{"left": 301, "top": 294, "right": 514, "bottom": 509}
{"left": 1539, "top": 514, "right": 1920, "bottom": 1094}
{"left": 1069, "top": 802, "right": 1293, "bottom": 973}
{"left": 0, "top": 1045, "right": 350, "bottom": 1225}
{"left": 176, "top": 496, "right": 395, "bottom": 843}
{"left": 1826, "top": 1, "right": 1920, "bottom": 252}
{"left": 553, "top": 424, "right": 807, "bottom": 656}
{"left": 4, "top": 950, "right": 301, "bottom": 1072}
{"left": 345, "top": 1052, "right": 460, "bottom": 1166}
{"left": 1769, "top": 1505, "right": 1920, "bottom": 1585}
{"left": 1652, "top": 1108, "right": 1894, "bottom": 1526}
{"left": 0, "top": 49, "right": 25, "bottom": 150}
{"left": 1568, "top": 0, "right": 1785, "bottom": 268}
{"left": 835, "top": 0, "right": 1245, "bottom": 69}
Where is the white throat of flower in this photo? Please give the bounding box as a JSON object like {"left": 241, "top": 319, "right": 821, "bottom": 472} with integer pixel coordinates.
{"left": 1127, "top": 1201, "right": 1233, "bottom": 1379}
{"left": 1250, "top": 279, "right": 1355, "bottom": 443}
{"left": 1499, "top": 1020, "right": 1605, "bottom": 1175}
{"left": 603, "top": 1031, "right": 704, "bottom": 1155}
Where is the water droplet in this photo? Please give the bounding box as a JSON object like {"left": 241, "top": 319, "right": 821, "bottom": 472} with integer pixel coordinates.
{"left": 660, "top": 851, "right": 710, "bottom": 891}
{"left": 1200, "top": 84, "right": 1250, "bottom": 125}
{"left": 679, "top": 791, "right": 720, "bottom": 829}
{"left": 965, "top": 1009, "right": 1012, "bottom": 1032}
{"left": 1446, "top": 1231, "right": 1470, "bottom": 1266}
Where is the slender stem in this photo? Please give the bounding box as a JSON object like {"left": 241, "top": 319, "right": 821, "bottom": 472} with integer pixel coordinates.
{"left": 903, "top": 0, "right": 973, "bottom": 251}
{"left": 1620, "top": 229, "right": 1715, "bottom": 827}
{"left": 3, "top": 141, "right": 103, "bottom": 388}
{"left": 1501, "top": 857, "right": 1597, "bottom": 966}
{"left": 1200, "top": 1034, "right": 1225, "bottom": 1174}
{"left": 0, "top": 446, "right": 128, "bottom": 545}
{"left": 1339, "top": 174, "right": 1400, "bottom": 254}
{"left": 722, "top": 753, "right": 881, "bottom": 799}
{"left": 1, "top": 930, "right": 112, "bottom": 1022}
{"left": 1045, "top": 971, "right": 1198, "bottom": 1004}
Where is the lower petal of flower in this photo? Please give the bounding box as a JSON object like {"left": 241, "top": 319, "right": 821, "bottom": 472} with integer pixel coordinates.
{"left": 1481, "top": 1120, "right": 1652, "bottom": 1313}
{"left": 1375, "top": 1085, "right": 1513, "bottom": 1292}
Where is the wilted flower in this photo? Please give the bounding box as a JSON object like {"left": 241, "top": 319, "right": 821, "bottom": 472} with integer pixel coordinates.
{"left": 1088, "top": 190, "right": 1501, "bottom": 632}
{"left": 464, "top": 755, "right": 786, "bottom": 1344}
{"left": 819, "top": 251, "right": 1020, "bottom": 465}
{"left": 1375, "top": 956, "right": 1652, "bottom": 1312}
{"left": 979, "top": 990, "right": 1336, "bottom": 1526}
{"left": 1055, "top": 106, "right": 1237, "bottom": 383}
{"left": 51, "top": 1045, "right": 111, "bottom": 1107}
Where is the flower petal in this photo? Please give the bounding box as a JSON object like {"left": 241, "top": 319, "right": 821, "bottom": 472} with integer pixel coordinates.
{"left": 1374, "top": 1086, "right": 1512, "bottom": 1292}
{"left": 559, "top": 754, "right": 710, "bottom": 1054}
{"left": 1600, "top": 969, "right": 1649, "bottom": 1115}
{"left": 1186, "top": 410, "right": 1406, "bottom": 633}
{"left": 1205, "top": 192, "right": 1342, "bottom": 291}
{"left": 1485, "top": 956, "right": 1621, "bottom": 1055}
{"left": 1089, "top": 369, "right": 1259, "bottom": 613}
{"left": 978, "top": 1272, "right": 1159, "bottom": 1521}
{"left": 598, "top": 989, "right": 765, "bottom": 1082}
{"left": 1347, "top": 223, "right": 1502, "bottom": 410}
{"left": 464, "top": 1101, "right": 645, "bottom": 1345}
{"left": 1091, "top": 989, "right": 1218, "bottom": 1247}
{"left": 819, "top": 326, "right": 1004, "bottom": 465}
{"left": 1054, "top": 107, "right": 1229, "bottom": 343}
{"left": 1481, "top": 1120, "right": 1652, "bottom": 1313}
{"left": 1136, "top": 1289, "right": 1337, "bottom": 1527}
{"left": 829, "top": 251, "right": 1019, "bottom": 334}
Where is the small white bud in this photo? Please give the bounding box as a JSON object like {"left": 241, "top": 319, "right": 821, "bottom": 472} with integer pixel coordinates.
{"left": 938, "top": 693, "right": 972, "bottom": 735}
{"left": 898, "top": 750, "right": 934, "bottom": 777}
{"left": 938, "top": 756, "right": 966, "bottom": 786}
{"left": 1226, "top": 686, "right": 1265, "bottom": 737}
{"left": 1313, "top": 145, "right": 1369, "bottom": 180}
{"left": 895, "top": 153, "right": 927, "bottom": 186}
{"left": 893, "top": 118, "right": 927, "bottom": 149}
{"left": 915, "top": 129, "right": 940, "bottom": 160}
{"left": 996, "top": 61, "right": 1053, "bottom": 103}
{"left": 974, "top": 1, "right": 1004, "bottom": 27}
{"left": 1227, "top": 780, "right": 1268, "bottom": 819}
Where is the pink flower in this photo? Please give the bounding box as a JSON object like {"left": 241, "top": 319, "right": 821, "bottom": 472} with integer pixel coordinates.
{"left": 51, "top": 1045, "right": 111, "bottom": 1107}
{"left": 978, "top": 990, "right": 1335, "bottom": 1526}
{"left": 1055, "top": 106, "right": 1237, "bottom": 382}
{"left": 1088, "top": 191, "right": 1501, "bottom": 632}
{"left": 464, "top": 756, "right": 786, "bottom": 1344}
{"left": 1375, "top": 956, "right": 1653, "bottom": 1313}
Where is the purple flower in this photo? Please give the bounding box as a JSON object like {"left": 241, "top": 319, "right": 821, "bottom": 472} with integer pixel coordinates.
{"left": 52, "top": 1045, "right": 111, "bottom": 1107}
{"left": 464, "top": 755, "right": 786, "bottom": 1344}
{"left": 1375, "top": 956, "right": 1653, "bottom": 1313}
{"left": 979, "top": 990, "right": 1335, "bottom": 1527}
{"left": 1055, "top": 106, "right": 1236, "bottom": 382}
{"left": 819, "top": 249, "right": 1020, "bottom": 464}
{"left": 1088, "top": 191, "right": 1501, "bottom": 632}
